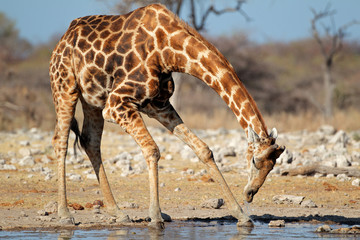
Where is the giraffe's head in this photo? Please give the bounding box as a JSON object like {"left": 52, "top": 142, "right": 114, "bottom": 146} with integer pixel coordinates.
{"left": 244, "top": 127, "right": 285, "bottom": 203}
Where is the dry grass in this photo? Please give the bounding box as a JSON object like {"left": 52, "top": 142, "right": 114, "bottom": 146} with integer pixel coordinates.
{"left": 164, "top": 108, "right": 360, "bottom": 132}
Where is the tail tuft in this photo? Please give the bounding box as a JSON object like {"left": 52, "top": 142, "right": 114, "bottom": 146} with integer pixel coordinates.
{"left": 70, "top": 118, "right": 83, "bottom": 158}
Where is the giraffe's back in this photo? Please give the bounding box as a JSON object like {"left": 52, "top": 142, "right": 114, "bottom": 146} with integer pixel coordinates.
{"left": 50, "top": 3, "right": 221, "bottom": 110}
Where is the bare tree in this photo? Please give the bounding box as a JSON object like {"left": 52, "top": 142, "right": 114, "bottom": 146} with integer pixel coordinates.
{"left": 112, "top": 0, "right": 249, "bottom": 31}
{"left": 310, "top": 4, "right": 359, "bottom": 119}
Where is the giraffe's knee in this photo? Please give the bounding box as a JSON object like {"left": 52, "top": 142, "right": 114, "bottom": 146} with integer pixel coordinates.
{"left": 144, "top": 146, "right": 160, "bottom": 164}
{"left": 197, "top": 146, "right": 215, "bottom": 165}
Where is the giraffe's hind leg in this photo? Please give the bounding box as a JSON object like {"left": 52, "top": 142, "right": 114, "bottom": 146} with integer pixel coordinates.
{"left": 50, "top": 80, "right": 79, "bottom": 224}
{"left": 80, "top": 99, "right": 130, "bottom": 222}
{"left": 143, "top": 102, "right": 254, "bottom": 228}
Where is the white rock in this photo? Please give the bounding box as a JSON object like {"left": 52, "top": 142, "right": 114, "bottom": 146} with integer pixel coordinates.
{"left": 273, "top": 195, "right": 304, "bottom": 205}
{"left": 180, "top": 146, "right": 196, "bottom": 160}
{"left": 277, "top": 149, "right": 293, "bottom": 165}
{"left": 201, "top": 198, "right": 224, "bottom": 209}
{"left": 2, "top": 164, "right": 16, "bottom": 170}
{"left": 69, "top": 174, "right": 82, "bottom": 182}
{"left": 335, "top": 155, "right": 352, "bottom": 167}
{"left": 165, "top": 154, "right": 173, "bottom": 161}
{"left": 44, "top": 201, "right": 58, "bottom": 213}
{"left": 269, "top": 220, "right": 285, "bottom": 228}
{"left": 329, "top": 130, "right": 349, "bottom": 147}
{"left": 336, "top": 174, "right": 351, "bottom": 181}
{"left": 318, "top": 125, "right": 336, "bottom": 135}
{"left": 133, "top": 153, "right": 143, "bottom": 162}
{"left": 41, "top": 155, "right": 52, "bottom": 164}
{"left": 19, "top": 156, "right": 36, "bottom": 166}
{"left": 352, "top": 179, "right": 360, "bottom": 186}
{"left": 301, "top": 199, "right": 317, "bottom": 208}
{"left": 86, "top": 174, "right": 97, "bottom": 180}
{"left": 19, "top": 140, "right": 30, "bottom": 146}
{"left": 19, "top": 148, "right": 32, "bottom": 157}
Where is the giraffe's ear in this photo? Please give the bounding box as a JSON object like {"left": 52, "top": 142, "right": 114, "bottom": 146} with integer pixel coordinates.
{"left": 247, "top": 126, "right": 260, "bottom": 143}
{"left": 269, "top": 128, "right": 278, "bottom": 139}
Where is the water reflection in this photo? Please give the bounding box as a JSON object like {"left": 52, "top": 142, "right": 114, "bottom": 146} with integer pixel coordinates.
{"left": 46, "top": 222, "right": 353, "bottom": 240}
{"left": 54, "top": 222, "right": 253, "bottom": 240}
{"left": 58, "top": 230, "right": 74, "bottom": 240}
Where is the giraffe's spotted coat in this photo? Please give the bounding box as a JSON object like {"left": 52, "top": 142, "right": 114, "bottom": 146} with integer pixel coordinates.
{"left": 50, "top": 3, "right": 284, "bottom": 227}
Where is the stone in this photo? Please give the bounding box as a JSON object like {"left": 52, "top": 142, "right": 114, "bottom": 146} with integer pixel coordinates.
{"left": 335, "top": 155, "right": 352, "bottom": 167}
{"left": 41, "top": 155, "right": 52, "bottom": 163}
{"left": 37, "top": 209, "right": 49, "bottom": 216}
{"left": 218, "top": 146, "right": 236, "bottom": 157}
{"left": 273, "top": 195, "right": 304, "bottom": 205}
{"left": 120, "top": 202, "right": 139, "bottom": 209}
{"left": 44, "top": 201, "right": 58, "bottom": 213}
{"left": 165, "top": 154, "right": 173, "bottom": 161}
{"left": 276, "top": 149, "right": 293, "bottom": 165}
{"left": 174, "top": 188, "right": 181, "bottom": 192}
{"left": 93, "top": 200, "right": 104, "bottom": 206}
{"left": 318, "top": 125, "right": 336, "bottom": 135}
{"left": 329, "top": 130, "right": 349, "bottom": 147}
{"left": 20, "top": 211, "right": 28, "bottom": 217}
{"left": 352, "top": 179, "right": 360, "bottom": 186}
{"left": 18, "top": 156, "right": 35, "bottom": 166}
{"left": 268, "top": 220, "right": 285, "bottom": 228}
{"left": 336, "top": 174, "right": 351, "bottom": 181}
{"left": 86, "top": 174, "right": 97, "bottom": 180}
{"left": 19, "top": 140, "right": 30, "bottom": 146}
{"left": 93, "top": 208, "right": 101, "bottom": 214}
{"left": 71, "top": 203, "right": 84, "bottom": 210}
{"left": 180, "top": 146, "right": 196, "bottom": 160}
{"left": 2, "top": 164, "right": 17, "bottom": 170}
{"left": 201, "top": 198, "right": 224, "bottom": 209}
{"left": 18, "top": 148, "right": 32, "bottom": 157}
{"left": 315, "top": 224, "right": 332, "bottom": 232}
{"left": 330, "top": 226, "right": 360, "bottom": 234}
{"left": 69, "top": 174, "right": 82, "bottom": 182}
{"left": 301, "top": 199, "right": 317, "bottom": 208}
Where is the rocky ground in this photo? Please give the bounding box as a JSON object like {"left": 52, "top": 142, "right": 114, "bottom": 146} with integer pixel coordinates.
{"left": 0, "top": 125, "right": 359, "bottom": 231}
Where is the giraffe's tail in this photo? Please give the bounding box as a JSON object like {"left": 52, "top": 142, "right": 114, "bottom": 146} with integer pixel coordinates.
{"left": 70, "top": 118, "right": 84, "bottom": 158}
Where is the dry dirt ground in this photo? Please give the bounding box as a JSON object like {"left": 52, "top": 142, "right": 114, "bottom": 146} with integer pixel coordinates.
{"left": 0, "top": 127, "right": 359, "bottom": 231}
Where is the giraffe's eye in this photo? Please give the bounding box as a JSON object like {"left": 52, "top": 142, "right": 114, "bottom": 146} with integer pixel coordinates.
{"left": 252, "top": 157, "right": 260, "bottom": 170}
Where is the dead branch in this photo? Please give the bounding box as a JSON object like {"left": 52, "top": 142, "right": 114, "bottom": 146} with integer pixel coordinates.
{"left": 281, "top": 164, "right": 360, "bottom": 178}
{"left": 189, "top": 0, "right": 250, "bottom": 31}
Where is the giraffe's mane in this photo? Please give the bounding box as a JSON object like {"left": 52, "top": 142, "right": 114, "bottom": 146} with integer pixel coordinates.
{"left": 158, "top": 4, "right": 268, "bottom": 134}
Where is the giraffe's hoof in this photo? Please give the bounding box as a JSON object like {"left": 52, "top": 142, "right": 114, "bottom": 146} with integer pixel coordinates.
{"left": 237, "top": 218, "right": 254, "bottom": 228}
{"left": 148, "top": 221, "right": 165, "bottom": 230}
{"left": 59, "top": 216, "right": 75, "bottom": 225}
{"left": 161, "top": 212, "right": 172, "bottom": 222}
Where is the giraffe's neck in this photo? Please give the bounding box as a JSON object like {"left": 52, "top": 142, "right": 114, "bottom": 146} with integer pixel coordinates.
{"left": 166, "top": 35, "right": 268, "bottom": 137}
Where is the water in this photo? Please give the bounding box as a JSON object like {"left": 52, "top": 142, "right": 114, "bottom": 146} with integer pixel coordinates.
{"left": 0, "top": 222, "right": 356, "bottom": 239}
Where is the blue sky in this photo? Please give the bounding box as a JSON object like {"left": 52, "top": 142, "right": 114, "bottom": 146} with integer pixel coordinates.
{"left": 1, "top": 0, "right": 359, "bottom": 45}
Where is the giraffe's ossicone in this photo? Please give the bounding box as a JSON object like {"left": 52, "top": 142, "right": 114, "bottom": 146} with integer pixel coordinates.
{"left": 50, "top": 3, "right": 285, "bottom": 228}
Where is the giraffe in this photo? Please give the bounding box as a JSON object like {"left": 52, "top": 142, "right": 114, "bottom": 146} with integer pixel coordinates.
{"left": 49, "top": 3, "right": 285, "bottom": 229}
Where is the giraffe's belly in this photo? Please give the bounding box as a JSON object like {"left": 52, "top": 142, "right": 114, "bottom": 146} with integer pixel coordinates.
{"left": 81, "top": 90, "right": 108, "bottom": 108}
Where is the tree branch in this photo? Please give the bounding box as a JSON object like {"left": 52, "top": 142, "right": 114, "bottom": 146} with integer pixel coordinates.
{"left": 190, "top": 0, "right": 250, "bottom": 31}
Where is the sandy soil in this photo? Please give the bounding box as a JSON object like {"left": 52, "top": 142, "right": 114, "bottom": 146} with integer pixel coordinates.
{"left": 0, "top": 128, "right": 359, "bottom": 231}
{"left": 1, "top": 169, "right": 359, "bottom": 231}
